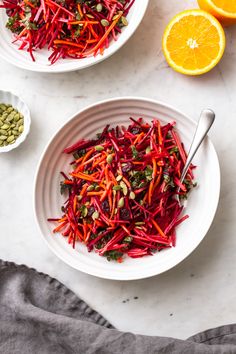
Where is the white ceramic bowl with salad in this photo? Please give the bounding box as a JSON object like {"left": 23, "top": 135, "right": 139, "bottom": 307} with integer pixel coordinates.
{"left": 34, "top": 97, "right": 220, "bottom": 280}
{"left": 0, "top": 0, "right": 149, "bottom": 73}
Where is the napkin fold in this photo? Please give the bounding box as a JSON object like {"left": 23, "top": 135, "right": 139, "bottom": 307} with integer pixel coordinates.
{"left": 0, "top": 259, "right": 236, "bottom": 354}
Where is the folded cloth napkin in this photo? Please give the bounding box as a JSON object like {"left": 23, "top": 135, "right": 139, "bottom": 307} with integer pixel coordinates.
{"left": 0, "top": 260, "right": 236, "bottom": 354}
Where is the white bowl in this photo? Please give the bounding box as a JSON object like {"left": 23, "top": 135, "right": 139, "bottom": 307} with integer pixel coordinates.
{"left": 0, "top": 1, "right": 149, "bottom": 73}
{"left": 34, "top": 97, "right": 220, "bottom": 280}
{"left": 0, "top": 91, "right": 31, "bottom": 153}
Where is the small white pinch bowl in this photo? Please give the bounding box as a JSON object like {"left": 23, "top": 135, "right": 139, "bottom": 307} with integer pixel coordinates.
{"left": 0, "top": 90, "right": 31, "bottom": 153}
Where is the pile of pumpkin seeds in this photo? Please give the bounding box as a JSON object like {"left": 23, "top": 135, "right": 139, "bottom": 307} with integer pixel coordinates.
{"left": 0, "top": 103, "right": 24, "bottom": 147}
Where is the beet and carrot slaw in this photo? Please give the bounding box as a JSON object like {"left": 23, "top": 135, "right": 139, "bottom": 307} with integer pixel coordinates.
{"left": 48, "top": 118, "right": 196, "bottom": 262}
{"left": 0, "top": 0, "right": 134, "bottom": 64}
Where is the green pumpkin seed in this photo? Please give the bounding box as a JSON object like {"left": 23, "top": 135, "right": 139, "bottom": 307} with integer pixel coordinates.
{"left": 106, "top": 154, "right": 113, "bottom": 164}
{"left": 92, "top": 211, "right": 99, "bottom": 220}
{"left": 95, "top": 185, "right": 100, "bottom": 191}
{"left": 7, "top": 107, "right": 14, "bottom": 113}
{"left": 116, "top": 175, "right": 123, "bottom": 182}
{"left": 0, "top": 120, "right": 3, "bottom": 127}
{"left": 87, "top": 185, "right": 95, "bottom": 192}
{"left": 96, "top": 3, "right": 103, "bottom": 12}
{"left": 14, "top": 113, "right": 20, "bottom": 122}
{"left": 120, "top": 181, "right": 128, "bottom": 195}
{"left": 135, "top": 226, "right": 143, "bottom": 230}
{"left": 0, "top": 104, "right": 7, "bottom": 111}
{"left": 13, "top": 129, "right": 19, "bottom": 136}
{"left": 18, "top": 125, "right": 24, "bottom": 133}
{"left": 10, "top": 123, "right": 16, "bottom": 128}
{"left": 0, "top": 135, "right": 7, "bottom": 141}
{"left": 0, "top": 129, "right": 7, "bottom": 135}
{"left": 17, "top": 118, "right": 23, "bottom": 126}
{"left": 95, "top": 145, "right": 104, "bottom": 151}
{"left": 101, "top": 19, "right": 109, "bottom": 27}
{"left": 10, "top": 139, "right": 15, "bottom": 145}
{"left": 129, "top": 191, "right": 136, "bottom": 200}
{"left": 113, "top": 185, "right": 122, "bottom": 191}
{"left": 121, "top": 16, "right": 128, "bottom": 26}
{"left": 118, "top": 197, "right": 124, "bottom": 208}
{"left": 1, "top": 112, "right": 8, "bottom": 120}
{"left": 6, "top": 113, "right": 15, "bottom": 122}
{"left": 123, "top": 236, "right": 133, "bottom": 243}
{"left": 86, "top": 14, "right": 94, "bottom": 19}
{"left": 112, "top": 14, "right": 120, "bottom": 20}
{"left": 81, "top": 205, "right": 88, "bottom": 217}
{"left": 7, "top": 135, "right": 15, "bottom": 143}
{"left": 1, "top": 123, "right": 10, "bottom": 130}
{"left": 8, "top": 130, "right": 12, "bottom": 136}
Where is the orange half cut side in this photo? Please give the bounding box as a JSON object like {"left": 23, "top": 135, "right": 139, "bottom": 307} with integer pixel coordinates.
{"left": 162, "top": 9, "right": 226, "bottom": 76}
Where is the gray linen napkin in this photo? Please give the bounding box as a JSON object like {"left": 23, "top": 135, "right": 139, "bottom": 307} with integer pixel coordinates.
{"left": 0, "top": 259, "right": 236, "bottom": 354}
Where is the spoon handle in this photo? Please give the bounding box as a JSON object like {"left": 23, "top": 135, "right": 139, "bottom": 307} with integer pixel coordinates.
{"left": 180, "top": 109, "right": 215, "bottom": 185}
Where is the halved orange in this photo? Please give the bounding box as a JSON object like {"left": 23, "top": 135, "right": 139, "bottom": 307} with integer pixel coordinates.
{"left": 162, "top": 9, "right": 226, "bottom": 76}
{"left": 198, "top": 0, "right": 236, "bottom": 26}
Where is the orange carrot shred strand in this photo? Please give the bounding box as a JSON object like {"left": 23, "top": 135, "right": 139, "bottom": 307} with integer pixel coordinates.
{"left": 77, "top": 3, "right": 83, "bottom": 18}
{"left": 151, "top": 219, "right": 167, "bottom": 239}
{"left": 84, "top": 12, "right": 123, "bottom": 56}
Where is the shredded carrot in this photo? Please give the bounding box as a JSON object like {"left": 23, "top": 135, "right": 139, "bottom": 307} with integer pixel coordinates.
{"left": 151, "top": 219, "right": 167, "bottom": 239}
{"left": 54, "top": 40, "right": 84, "bottom": 49}
{"left": 154, "top": 170, "right": 162, "bottom": 191}
{"left": 77, "top": 3, "right": 83, "bottom": 18}
{"left": 148, "top": 180, "right": 154, "bottom": 205}
{"left": 71, "top": 172, "right": 99, "bottom": 182}
{"left": 53, "top": 221, "right": 68, "bottom": 233}
{"left": 24, "top": 0, "right": 35, "bottom": 8}
{"left": 58, "top": 216, "right": 67, "bottom": 223}
{"left": 87, "top": 191, "right": 103, "bottom": 196}
{"left": 73, "top": 195, "right": 77, "bottom": 213}
{"left": 82, "top": 148, "right": 95, "bottom": 163}
{"left": 122, "top": 176, "right": 131, "bottom": 188}
{"left": 152, "top": 158, "right": 157, "bottom": 179}
{"left": 133, "top": 132, "right": 144, "bottom": 145}
{"left": 84, "top": 12, "right": 123, "bottom": 56}
{"left": 68, "top": 21, "right": 99, "bottom": 25}
{"left": 101, "top": 181, "right": 112, "bottom": 202}
{"left": 80, "top": 183, "right": 88, "bottom": 197}
{"left": 109, "top": 170, "right": 118, "bottom": 185}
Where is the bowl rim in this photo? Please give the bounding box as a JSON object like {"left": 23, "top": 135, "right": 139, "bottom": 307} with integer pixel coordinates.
{"left": 33, "top": 96, "right": 221, "bottom": 280}
{"left": 0, "top": 0, "right": 149, "bottom": 73}
{"left": 0, "top": 90, "right": 31, "bottom": 153}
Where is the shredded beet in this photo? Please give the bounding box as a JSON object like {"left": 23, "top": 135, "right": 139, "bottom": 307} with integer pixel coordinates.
{"left": 0, "top": 0, "right": 134, "bottom": 64}
{"left": 48, "top": 118, "right": 196, "bottom": 262}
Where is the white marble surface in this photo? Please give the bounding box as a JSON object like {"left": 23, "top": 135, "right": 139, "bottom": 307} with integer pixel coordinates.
{"left": 1, "top": 0, "right": 236, "bottom": 340}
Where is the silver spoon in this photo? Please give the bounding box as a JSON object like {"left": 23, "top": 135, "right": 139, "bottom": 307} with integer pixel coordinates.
{"left": 176, "top": 109, "right": 215, "bottom": 204}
